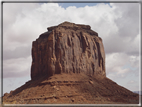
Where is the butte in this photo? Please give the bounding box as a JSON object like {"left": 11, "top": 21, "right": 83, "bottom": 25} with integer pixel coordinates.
{"left": 3, "top": 22, "right": 139, "bottom": 104}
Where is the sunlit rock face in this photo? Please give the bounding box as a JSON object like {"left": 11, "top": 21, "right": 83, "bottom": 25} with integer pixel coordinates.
{"left": 31, "top": 21, "right": 106, "bottom": 80}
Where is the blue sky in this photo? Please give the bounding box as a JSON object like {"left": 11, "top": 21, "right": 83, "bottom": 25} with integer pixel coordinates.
{"left": 58, "top": 2, "right": 112, "bottom": 8}
{"left": 59, "top": 3, "right": 98, "bottom": 8}
{"left": 2, "top": 2, "right": 140, "bottom": 96}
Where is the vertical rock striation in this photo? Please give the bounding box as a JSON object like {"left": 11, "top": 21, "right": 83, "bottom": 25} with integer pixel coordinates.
{"left": 31, "top": 21, "right": 106, "bottom": 80}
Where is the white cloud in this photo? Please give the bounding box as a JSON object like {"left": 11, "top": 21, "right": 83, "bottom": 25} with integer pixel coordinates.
{"left": 128, "top": 80, "right": 136, "bottom": 84}
{"left": 3, "top": 56, "right": 32, "bottom": 78}
{"left": 2, "top": 2, "right": 140, "bottom": 93}
{"left": 106, "top": 52, "right": 139, "bottom": 77}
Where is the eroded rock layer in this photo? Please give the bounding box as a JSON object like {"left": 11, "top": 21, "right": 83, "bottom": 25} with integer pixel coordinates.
{"left": 3, "top": 73, "right": 139, "bottom": 104}
{"left": 31, "top": 22, "right": 105, "bottom": 80}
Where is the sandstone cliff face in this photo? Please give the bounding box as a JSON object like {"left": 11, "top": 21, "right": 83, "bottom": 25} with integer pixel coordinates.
{"left": 31, "top": 22, "right": 105, "bottom": 80}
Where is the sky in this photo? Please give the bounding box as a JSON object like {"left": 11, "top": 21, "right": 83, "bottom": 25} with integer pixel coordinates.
{"left": 1, "top": 1, "right": 141, "bottom": 96}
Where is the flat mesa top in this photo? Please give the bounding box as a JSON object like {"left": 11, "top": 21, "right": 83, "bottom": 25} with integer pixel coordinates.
{"left": 58, "top": 21, "right": 91, "bottom": 29}
{"left": 47, "top": 21, "right": 98, "bottom": 36}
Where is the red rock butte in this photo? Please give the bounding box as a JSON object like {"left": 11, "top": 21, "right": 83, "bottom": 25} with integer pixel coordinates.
{"left": 3, "top": 22, "right": 139, "bottom": 104}
{"left": 31, "top": 21, "right": 105, "bottom": 80}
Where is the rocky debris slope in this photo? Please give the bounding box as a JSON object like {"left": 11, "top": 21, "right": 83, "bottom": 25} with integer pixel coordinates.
{"left": 3, "top": 73, "right": 139, "bottom": 104}
{"left": 31, "top": 21, "right": 105, "bottom": 80}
